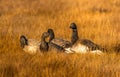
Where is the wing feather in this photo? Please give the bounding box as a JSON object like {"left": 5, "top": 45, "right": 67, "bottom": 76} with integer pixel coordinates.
{"left": 51, "top": 38, "right": 72, "bottom": 48}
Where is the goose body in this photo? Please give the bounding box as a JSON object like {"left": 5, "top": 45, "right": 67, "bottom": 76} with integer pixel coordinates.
{"left": 65, "top": 43, "right": 89, "bottom": 53}
{"left": 50, "top": 38, "right": 72, "bottom": 48}
{"left": 65, "top": 41, "right": 103, "bottom": 55}
{"left": 65, "top": 23, "right": 104, "bottom": 55}
{"left": 20, "top": 35, "right": 40, "bottom": 54}
{"left": 47, "top": 29, "right": 72, "bottom": 52}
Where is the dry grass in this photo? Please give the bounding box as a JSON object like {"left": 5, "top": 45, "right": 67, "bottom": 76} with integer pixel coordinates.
{"left": 0, "top": 0, "right": 120, "bottom": 77}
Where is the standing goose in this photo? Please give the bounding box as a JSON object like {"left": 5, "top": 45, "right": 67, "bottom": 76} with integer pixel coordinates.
{"left": 39, "top": 32, "right": 49, "bottom": 52}
{"left": 20, "top": 35, "right": 40, "bottom": 54}
{"left": 65, "top": 23, "right": 104, "bottom": 54}
{"left": 47, "top": 29, "right": 72, "bottom": 52}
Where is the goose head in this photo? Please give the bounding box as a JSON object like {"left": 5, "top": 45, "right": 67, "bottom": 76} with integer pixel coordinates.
{"left": 20, "top": 35, "right": 28, "bottom": 48}
{"left": 40, "top": 32, "right": 49, "bottom": 52}
{"left": 41, "top": 32, "right": 49, "bottom": 39}
{"left": 70, "top": 23, "right": 77, "bottom": 29}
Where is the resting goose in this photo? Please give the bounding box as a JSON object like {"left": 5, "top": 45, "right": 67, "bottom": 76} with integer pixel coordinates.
{"left": 39, "top": 32, "right": 49, "bottom": 52}
{"left": 47, "top": 29, "right": 72, "bottom": 52}
{"left": 65, "top": 23, "right": 104, "bottom": 54}
{"left": 20, "top": 35, "right": 40, "bottom": 54}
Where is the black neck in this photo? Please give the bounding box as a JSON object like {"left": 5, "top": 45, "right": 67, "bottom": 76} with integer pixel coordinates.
{"left": 49, "top": 32, "right": 55, "bottom": 42}
{"left": 40, "top": 36, "right": 49, "bottom": 51}
{"left": 41, "top": 37, "right": 46, "bottom": 44}
{"left": 71, "top": 29, "right": 79, "bottom": 44}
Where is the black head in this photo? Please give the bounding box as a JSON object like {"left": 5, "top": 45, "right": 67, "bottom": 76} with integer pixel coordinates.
{"left": 70, "top": 23, "right": 77, "bottom": 29}
{"left": 20, "top": 35, "right": 27, "bottom": 39}
{"left": 42, "top": 32, "right": 49, "bottom": 38}
{"left": 20, "top": 35, "right": 28, "bottom": 48}
{"left": 47, "top": 29, "right": 54, "bottom": 35}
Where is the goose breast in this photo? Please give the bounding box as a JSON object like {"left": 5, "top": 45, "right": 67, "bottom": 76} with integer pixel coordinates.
{"left": 23, "top": 39, "right": 40, "bottom": 54}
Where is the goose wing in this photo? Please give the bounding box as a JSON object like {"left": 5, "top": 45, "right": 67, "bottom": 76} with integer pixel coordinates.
{"left": 51, "top": 38, "right": 72, "bottom": 48}
{"left": 48, "top": 42, "right": 64, "bottom": 51}
{"left": 79, "top": 39, "right": 101, "bottom": 50}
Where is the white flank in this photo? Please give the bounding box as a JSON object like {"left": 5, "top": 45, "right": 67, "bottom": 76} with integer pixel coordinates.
{"left": 65, "top": 44, "right": 103, "bottom": 55}
{"left": 23, "top": 39, "right": 40, "bottom": 54}
{"left": 65, "top": 44, "right": 89, "bottom": 53}
{"left": 65, "top": 48, "right": 74, "bottom": 53}
{"left": 90, "top": 50, "right": 103, "bottom": 55}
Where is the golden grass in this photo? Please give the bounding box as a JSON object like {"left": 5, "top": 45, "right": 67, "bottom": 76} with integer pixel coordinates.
{"left": 0, "top": 0, "right": 120, "bottom": 77}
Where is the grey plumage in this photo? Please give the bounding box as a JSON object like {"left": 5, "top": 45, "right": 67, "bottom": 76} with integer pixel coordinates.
{"left": 47, "top": 29, "right": 72, "bottom": 52}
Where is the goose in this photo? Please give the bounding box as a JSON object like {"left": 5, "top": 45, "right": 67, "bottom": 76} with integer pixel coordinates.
{"left": 47, "top": 29, "right": 72, "bottom": 52}
{"left": 65, "top": 23, "right": 104, "bottom": 54}
{"left": 20, "top": 35, "right": 40, "bottom": 54}
{"left": 39, "top": 32, "right": 49, "bottom": 52}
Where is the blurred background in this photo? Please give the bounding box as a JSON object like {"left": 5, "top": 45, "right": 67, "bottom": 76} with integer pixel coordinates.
{"left": 0, "top": 0, "right": 120, "bottom": 77}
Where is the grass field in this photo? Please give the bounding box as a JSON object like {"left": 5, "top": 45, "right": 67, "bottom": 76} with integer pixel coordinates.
{"left": 0, "top": 0, "right": 120, "bottom": 77}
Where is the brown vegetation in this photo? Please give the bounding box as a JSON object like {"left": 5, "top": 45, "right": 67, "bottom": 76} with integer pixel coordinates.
{"left": 0, "top": 0, "right": 120, "bottom": 77}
